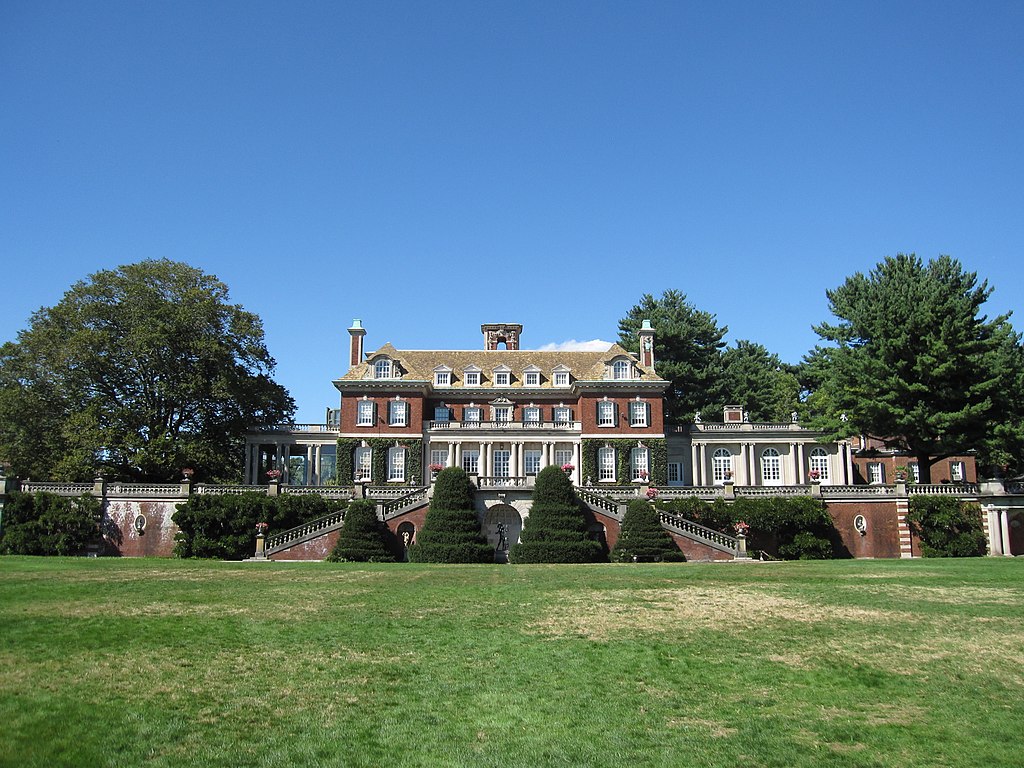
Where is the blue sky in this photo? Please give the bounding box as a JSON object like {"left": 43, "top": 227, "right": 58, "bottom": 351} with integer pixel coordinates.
{"left": 3, "top": 1, "right": 1022, "bottom": 422}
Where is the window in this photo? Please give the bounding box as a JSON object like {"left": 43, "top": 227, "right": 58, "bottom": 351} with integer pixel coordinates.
{"left": 388, "top": 400, "right": 407, "bottom": 427}
{"left": 464, "top": 407, "right": 481, "bottom": 425}
{"left": 494, "top": 406, "right": 512, "bottom": 424}
{"left": 629, "top": 400, "right": 648, "bottom": 427}
{"left": 597, "top": 400, "right": 616, "bottom": 427}
{"left": 494, "top": 367, "right": 511, "bottom": 386}
{"left": 354, "top": 447, "right": 372, "bottom": 482}
{"left": 524, "top": 450, "right": 542, "bottom": 475}
{"left": 464, "top": 370, "right": 481, "bottom": 386}
{"left": 433, "top": 406, "right": 451, "bottom": 422}
{"left": 668, "top": 462, "right": 682, "bottom": 485}
{"left": 868, "top": 462, "right": 884, "bottom": 484}
{"left": 712, "top": 448, "right": 733, "bottom": 484}
{"left": 326, "top": 409, "right": 340, "bottom": 428}
{"left": 373, "top": 359, "right": 392, "bottom": 379}
{"left": 630, "top": 447, "right": 649, "bottom": 481}
{"left": 950, "top": 461, "right": 966, "bottom": 482}
{"left": 910, "top": 463, "right": 920, "bottom": 483}
{"left": 809, "top": 447, "right": 829, "bottom": 483}
{"left": 612, "top": 360, "right": 630, "bottom": 380}
{"left": 430, "top": 449, "right": 448, "bottom": 469}
{"left": 761, "top": 448, "right": 782, "bottom": 485}
{"left": 434, "top": 370, "right": 451, "bottom": 386}
{"left": 554, "top": 448, "right": 573, "bottom": 467}
{"left": 524, "top": 368, "right": 541, "bottom": 387}
{"left": 462, "top": 450, "right": 479, "bottom": 474}
{"left": 523, "top": 406, "right": 541, "bottom": 426}
{"left": 493, "top": 450, "right": 510, "bottom": 477}
{"left": 554, "top": 406, "right": 572, "bottom": 426}
{"left": 357, "top": 400, "right": 375, "bottom": 427}
{"left": 553, "top": 369, "right": 570, "bottom": 387}
{"left": 388, "top": 447, "right": 406, "bottom": 482}
{"left": 598, "top": 446, "right": 616, "bottom": 482}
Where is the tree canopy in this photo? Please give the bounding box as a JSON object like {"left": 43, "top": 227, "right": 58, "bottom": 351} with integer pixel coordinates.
{"left": 0, "top": 259, "right": 294, "bottom": 482}
{"left": 618, "top": 290, "right": 727, "bottom": 422}
{"left": 408, "top": 467, "right": 493, "bottom": 563}
{"left": 806, "top": 253, "right": 1022, "bottom": 481}
{"left": 705, "top": 340, "right": 802, "bottom": 423}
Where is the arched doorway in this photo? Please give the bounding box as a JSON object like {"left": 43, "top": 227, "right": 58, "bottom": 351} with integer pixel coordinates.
{"left": 483, "top": 504, "right": 523, "bottom": 563}
{"left": 397, "top": 522, "right": 416, "bottom": 562}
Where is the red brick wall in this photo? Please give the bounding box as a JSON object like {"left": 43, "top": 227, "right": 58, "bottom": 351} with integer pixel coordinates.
{"left": 851, "top": 455, "right": 977, "bottom": 484}
{"left": 339, "top": 394, "right": 424, "bottom": 435}
{"left": 825, "top": 499, "right": 903, "bottom": 559}
{"left": 269, "top": 530, "right": 341, "bottom": 560}
{"left": 668, "top": 532, "right": 734, "bottom": 561}
{"left": 104, "top": 499, "right": 180, "bottom": 557}
{"left": 578, "top": 394, "right": 665, "bottom": 434}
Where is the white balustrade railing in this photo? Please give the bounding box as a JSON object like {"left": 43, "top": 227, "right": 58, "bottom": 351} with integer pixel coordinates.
{"left": 736, "top": 485, "right": 812, "bottom": 497}
{"left": 908, "top": 483, "right": 979, "bottom": 496}
{"left": 195, "top": 484, "right": 268, "bottom": 496}
{"left": 108, "top": 483, "right": 184, "bottom": 497}
{"left": 822, "top": 485, "right": 895, "bottom": 497}
{"left": 266, "top": 508, "right": 347, "bottom": 552}
{"left": 282, "top": 486, "right": 353, "bottom": 500}
{"left": 425, "top": 421, "right": 582, "bottom": 432}
{"left": 18, "top": 482, "right": 95, "bottom": 496}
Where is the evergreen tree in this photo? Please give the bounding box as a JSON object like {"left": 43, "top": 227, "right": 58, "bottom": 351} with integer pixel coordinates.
{"left": 510, "top": 466, "right": 606, "bottom": 563}
{"left": 612, "top": 499, "right": 685, "bottom": 562}
{"left": 407, "top": 467, "right": 493, "bottom": 563}
{"left": 705, "top": 340, "right": 802, "bottom": 422}
{"left": 327, "top": 500, "right": 395, "bottom": 562}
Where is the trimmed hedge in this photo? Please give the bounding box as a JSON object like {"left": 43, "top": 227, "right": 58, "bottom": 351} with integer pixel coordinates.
{"left": 907, "top": 496, "right": 987, "bottom": 557}
{"left": 327, "top": 499, "right": 395, "bottom": 562}
{"left": 173, "top": 492, "right": 347, "bottom": 559}
{"left": 511, "top": 466, "right": 606, "bottom": 563}
{"left": 0, "top": 491, "right": 101, "bottom": 556}
{"left": 407, "top": 468, "right": 493, "bottom": 563}
{"left": 612, "top": 498, "right": 685, "bottom": 562}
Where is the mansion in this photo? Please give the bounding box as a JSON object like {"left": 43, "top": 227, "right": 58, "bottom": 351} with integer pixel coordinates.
{"left": 244, "top": 320, "right": 973, "bottom": 490}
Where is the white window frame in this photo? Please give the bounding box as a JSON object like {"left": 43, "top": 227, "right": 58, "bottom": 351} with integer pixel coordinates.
{"left": 950, "top": 461, "right": 965, "bottom": 482}
{"left": 430, "top": 449, "right": 448, "bottom": 469}
{"left": 910, "top": 463, "right": 920, "bottom": 483}
{"left": 554, "top": 448, "right": 573, "bottom": 467}
{"left": 493, "top": 367, "right": 511, "bottom": 386}
{"left": 597, "top": 400, "right": 615, "bottom": 427}
{"left": 388, "top": 447, "right": 406, "bottom": 482}
{"left": 809, "top": 447, "right": 830, "bottom": 483}
{"left": 494, "top": 406, "right": 512, "bottom": 424}
{"left": 493, "top": 449, "right": 510, "bottom": 477}
{"left": 523, "top": 406, "right": 541, "bottom": 426}
{"left": 868, "top": 462, "right": 884, "bottom": 484}
{"left": 629, "top": 400, "right": 648, "bottom": 427}
{"left": 712, "top": 448, "right": 733, "bottom": 485}
{"left": 524, "top": 368, "right": 541, "bottom": 387}
{"left": 373, "top": 359, "right": 392, "bottom": 379}
{"left": 464, "top": 407, "right": 481, "bottom": 425}
{"left": 462, "top": 450, "right": 480, "bottom": 475}
{"left": 464, "top": 370, "right": 481, "bottom": 386}
{"left": 433, "top": 406, "right": 450, "bottom": 422}
{"left": 630, "top": 447, "right": 649, "bottom": 481}
{"left": 524, "top": 450, "right": 542, "bottom": 475}
{"left": 354, "top": 446, "right": 372, "bottom": 483}
{"left": 434, "top": 370, "right": 451, "bottom": 386}
{"left": 612, "top": 360, "right": 630, "bottom": 380}
{"left": 598, "top": 446, "right": 616, "bottom": 482}
{"left": 761, "top": 448, "right": 782, "bottom": 485}
{"left": 389, "top": 399, "right": 407, "bottom": 427}
{"left": 553, "top": 370, "right": 570, "bottom": 387}
{"left": 357, "top": 399, "right": 375, "bottom": 427}
{"left": 554, "top": 406, "right": 572, "bottom": 426}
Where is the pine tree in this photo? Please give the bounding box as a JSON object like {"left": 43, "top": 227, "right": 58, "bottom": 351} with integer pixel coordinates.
{"left": 327, "top": 499, "right": 395, "bottom": 562}
{"left": 407, "top": 467, "right": 493, "bottom": 563}
{"left": 510, "top": 466, "right": 606, "bottom": 563}
{"left": 612, "top": 499, "right": 685, "bottom": 562}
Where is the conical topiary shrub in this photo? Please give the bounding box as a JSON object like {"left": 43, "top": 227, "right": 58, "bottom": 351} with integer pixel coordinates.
{"left": 612, "top": 498, "right": 685, "bottom": 562}
{"left": 407, "top": 467, "right": 493, "bottom": 563}
{"left": 327, "top": 499, "right": 396, "bottom": 562}
{"left": 510, "top": 465, "right": 606, "bottom": 563}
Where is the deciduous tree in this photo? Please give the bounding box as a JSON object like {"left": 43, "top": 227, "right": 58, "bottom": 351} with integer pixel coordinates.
{"left": 0, "top": 260, "right": 294, "bottom": 482}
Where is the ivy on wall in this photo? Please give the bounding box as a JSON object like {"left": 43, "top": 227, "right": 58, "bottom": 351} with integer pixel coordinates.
{"left": 580, "top": 438, "right": 667, "bottom": 486}
{"left": 336, "top": 438, "right": 424, "bottom": 486}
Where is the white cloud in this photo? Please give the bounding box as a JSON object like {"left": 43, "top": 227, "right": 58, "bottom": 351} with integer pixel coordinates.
{"left": 536, "top": 339, "right": 613, "bottom": 352}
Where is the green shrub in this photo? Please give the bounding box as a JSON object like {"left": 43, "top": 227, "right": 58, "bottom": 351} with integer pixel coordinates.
{"left": 907, "top": 496, "right": 987, "bottom": 557}
{"left": 408, "top": 468, "right": 493, "bottom": 563}
{"left": 511, "top": 466, "right": 606, "bottom": 563}
{"left": 0, "top": 491, "right": 101, "bottom": 556}
{"left": 173, "top": 492, "right": 347, "bottom": 559}
{"left": 612, "top": 499, "right": 685, "bottom": 562}
{"left": 327, "top": 500, "right": 395, "bottom": 562}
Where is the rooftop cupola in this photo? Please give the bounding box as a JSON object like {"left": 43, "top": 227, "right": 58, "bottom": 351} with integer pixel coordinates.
{"left": 348, "top": 319, "right": 366, "bottom": 369}
{"left": 481, "top": 323, "right": 523, "bottom": 350}
{"left": 638, "top": 319, "right": 655, "bottom": 368}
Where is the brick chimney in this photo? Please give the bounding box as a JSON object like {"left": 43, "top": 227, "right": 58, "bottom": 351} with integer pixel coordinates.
{"left": 348, "top": 319, "right": 366, "bottom": 369}
{"left": 638, "top": 319, "right": 655, "bottom": 369}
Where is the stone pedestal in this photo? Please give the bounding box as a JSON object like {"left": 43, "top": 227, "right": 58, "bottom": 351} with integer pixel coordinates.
{"left": 254, "top": 534, "right": 266, "bottom": 560}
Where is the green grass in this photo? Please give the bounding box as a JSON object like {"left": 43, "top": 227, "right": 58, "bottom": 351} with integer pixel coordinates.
{"left": 1, "top": 557, "right": 1022, "bottom": 767}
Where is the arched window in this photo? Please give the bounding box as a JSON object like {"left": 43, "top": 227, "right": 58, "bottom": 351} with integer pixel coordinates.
{"left": 374, "top": 358, "right": 392, "bottom": 379}
{"left": 712, "top": 449, "right": 733, "bottom": 484}
{"left": 612, "top": 359, "right": 631, "bottom": 380}
{"left": 630, "top": 447, "right": 649, "bottom": 481}
{"left": 761, "top": 448, "right": 782, "bottom": 485}
{"left": 354, "top": 446, "right": 372, "bottom": 483}
{"left": 388, "top": 446, "right": 406, "bottom": 482}
{"left": 809, "top": 447, "right": 830, "bottom": 483}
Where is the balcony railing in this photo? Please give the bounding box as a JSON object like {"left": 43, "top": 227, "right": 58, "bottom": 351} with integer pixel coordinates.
{"left": 426, "top": 420, "right": 581, "bottom": 431}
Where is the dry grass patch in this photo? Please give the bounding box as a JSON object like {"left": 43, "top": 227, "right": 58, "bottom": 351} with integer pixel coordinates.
{"left": 665, "top": 717, "right": 738, "bottom": 738}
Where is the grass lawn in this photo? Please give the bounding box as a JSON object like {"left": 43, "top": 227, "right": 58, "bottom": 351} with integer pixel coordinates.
{"left": 1, "top": 557, "right": 1022, "bottom": 767}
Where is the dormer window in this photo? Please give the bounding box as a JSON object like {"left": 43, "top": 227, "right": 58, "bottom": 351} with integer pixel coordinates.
{"left": 493, "top": 365, "right": 511, "bottom": 386}
{"left": 552, "top": 366, "right": 571, "bottom": 387}
{"left": 464, "top": 366, "right": 481, "bottom": 386}
{"left": 523, "top": 366, "right": 541, "bottom": 387}
{"left": 433, "top": 366, "right": 452, "bottom": 387}
{"left": 612, "top": 359, "right": 631, "bottom": 380}
{"left": 373, "top": 358, "right": 393, "bottom": 379}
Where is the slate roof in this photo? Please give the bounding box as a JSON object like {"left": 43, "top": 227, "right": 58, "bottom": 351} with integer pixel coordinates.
{"left": 338, "top": 343, "right": 664, "bottom": 388}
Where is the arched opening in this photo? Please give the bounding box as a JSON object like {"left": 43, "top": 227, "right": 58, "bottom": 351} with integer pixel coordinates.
{"left": 483, "top": 504, "right": 523, "bottom": 563}
{"left": 397, "top": 521, "right": 416, "bottom": 562}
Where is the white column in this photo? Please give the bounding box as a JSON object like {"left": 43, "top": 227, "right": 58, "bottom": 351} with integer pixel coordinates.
{"left": 448, "top": 442, "right": 456, "bottom": 468}
{"left": 796, "top": 443, "right": 806, "bottom": 485}
{"left": 510, "top": 442, "right": 519, "bottom": 477}
{"left": 306, "top": 445, "right": 315, "bottom": 486}
{"left": 573, "top": 442, "right": 581, "bottom": 485}
{"left": 845, "top": 443, "right": 854, "bottom": 485}
{"left": 1001, "top": 510, "right": 1012, "bottom": 557}
{"left": 454, "top": 442, "right": 462, "bottom": 468}
{"left": 790, "top": 443, "right": 799, "bottom": 486}
{"left": 699, "top": 443, "right": 707, "bottom": 486}
{"left": 484, "top": 442, "right": 492, "bottom": 477}
{"left": 987, "top": 509, "right": 1001, "bottom": 555}
{"left": 691, "top": 442, "right": 700, "bottom": 486}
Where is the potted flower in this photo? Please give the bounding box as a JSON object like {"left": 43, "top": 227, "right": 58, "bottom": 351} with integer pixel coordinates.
{"left": 808, "top": 469, "right": 821, "bottom": 482}
{"left": 255, "top": 522, "right": 269, "bottom": 536}
{"left": 266, "top": 469, "right": 282, "bottom": 482}
{"left": 561, "top": 463, "right": 574, "bottom": 473}
{"left": 734, "top": 521, "right": 750, "bottom": 537}
{"left": 635, "top": 469, "right": 649, "bottom": 483}
{"left": 182, "top": 467, "right": 195, "bottom": 481}
{"left": 645, "top": 487, "right": 659, "bottom": 500}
